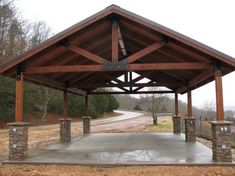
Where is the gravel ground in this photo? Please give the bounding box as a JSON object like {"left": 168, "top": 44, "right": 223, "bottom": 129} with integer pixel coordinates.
{"left": 1, "top": 165, "right": 235, "bottom": 176}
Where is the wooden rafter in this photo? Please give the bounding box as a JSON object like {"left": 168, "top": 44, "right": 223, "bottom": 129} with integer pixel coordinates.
{"left": 66, "top": 45, "right": 104, "bottom": 64}
{"left": 24, "top": 75, "right": 87, "bottom": 95}
{"left": 127, "top": 42, "right": 165, "bottom": 63}
{"left": 118, "top": 25, "right": 127, "bottom": 56}
{"left": 176, "top": 69, "right": 214, "bottom": 93}
{"left": 132, "top": 81, "right": 153, "bottom": 92}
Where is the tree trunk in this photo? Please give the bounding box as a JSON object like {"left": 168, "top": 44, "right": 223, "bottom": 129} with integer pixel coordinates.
{"left": 153, "top": 113, "right": 158, "bottom": 125}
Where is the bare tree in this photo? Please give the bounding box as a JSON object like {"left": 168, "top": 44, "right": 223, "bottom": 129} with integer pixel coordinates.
{"left": 202, "top": 101, "right": 216, "bottom": 120}
{"left": 140, "top": 87, "right": 166, "bottom": 125}
{"left": 29, "top": 20, "right": 51, "bottom": 47}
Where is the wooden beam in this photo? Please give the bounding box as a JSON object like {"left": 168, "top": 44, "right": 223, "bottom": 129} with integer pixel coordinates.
{"left": 25, "top": 75, "right": 65, "bottom": 89}
{"left": 26, "top": 65, "right": 100, "bottom": 73}
{"left": 85, "top": 95, "right": 88, "bottom": 116}
{"left": 175, "top": 93, "right": 179, "bottom": 116}
{"left": 215, "top": 67, "right": 224, "bottom": 121}
{"left": 63, "top": 90, "right": 68, "bottom": 118}
{"left": 129, "top": 63, "right": 214, "bottom": 71}
{"left": 127, "top": 42, "right": 165, "bottom": 63}
{"left": 187, "top": 90, "right": 192, "bottom": 117}
{"left": 176, "top": 70, "right": 214, "bottom": 93}
{"left": 132, "top": 81, "right": 153, "bottom": 92}
{"left": 131, "top": 71, "right": 154, "bottom": 83}
{"left": 129, "top": 72, "right": 133, "bottom": 91}
{"left": 75, "top": 82, "right": 182, "bottom": 88}
{"left": 15, "top": 71, "right": 23, "bottom": 122}
{"left": 25, "top": 63, "right": 214, "bottom": 74}
{"left": 66, "top": 45, "right": 104, "bottom": 64}
{"left": 66, "top": 88, "right": 87, "bottom": 96}
{"left": 89, "top": 90, "right": 174, "bottom": 95}
{"left": 124, "top": 72, "right": 128, "bottom": 83}
{"left": 112, "top": 20, "right": 119, "bottom": 61}
{"left": 118, "top": 25, "right": 127, "bottom": 56}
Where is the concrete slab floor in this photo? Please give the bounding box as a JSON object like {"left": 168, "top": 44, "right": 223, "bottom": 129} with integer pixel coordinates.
{"left": 15, "top": 133, "right": 214, "bottom": 164}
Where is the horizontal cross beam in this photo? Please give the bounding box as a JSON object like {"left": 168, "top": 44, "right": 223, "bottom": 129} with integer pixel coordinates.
{"left": 75, "top": 82, "right": 182, "bottom": 88}
{"left": 89, "top": 90, "right": 174, "bottom": 95}
{"left": 25, "top": 63, "right": 214, "bottom": 74}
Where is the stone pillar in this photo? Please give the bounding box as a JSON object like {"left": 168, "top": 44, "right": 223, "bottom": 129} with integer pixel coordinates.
{"left": 83, "top": 116, "right": 91, "bottom": 135}
{"left": 210, "top": 121, "right": 232, "bottom": 162}
{"left": 8, "top": 122, "right": 29, "bottom": 161}
{"left": 185, "top": 118, "right": 196, "bottom": 142}
{"left": 172, "top": 116, "right": 181, "bottom": 133}
{"left": 59, "top": 118, "right": 72, "bottom": 143}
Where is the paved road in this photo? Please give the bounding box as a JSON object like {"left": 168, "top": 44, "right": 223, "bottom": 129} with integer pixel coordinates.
{"left": 231, "top": 126, "right": 235, "bottom": 133}
{"left": 92, "top": 110, "right": 144, "bottom": 126}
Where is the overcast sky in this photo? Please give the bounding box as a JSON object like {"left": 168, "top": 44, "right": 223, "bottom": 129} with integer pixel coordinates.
{"left": 15, "top": 0, "right": 235, "bottom": 109}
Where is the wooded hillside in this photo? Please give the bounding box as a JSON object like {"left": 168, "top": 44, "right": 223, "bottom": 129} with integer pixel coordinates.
{"left": 0, "top": 0, "right": 119, "bottom": 125}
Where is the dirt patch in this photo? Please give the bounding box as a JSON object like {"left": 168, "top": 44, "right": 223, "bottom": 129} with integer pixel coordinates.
{"left": 1, "top": 165, "right": 234, "bottom": 176}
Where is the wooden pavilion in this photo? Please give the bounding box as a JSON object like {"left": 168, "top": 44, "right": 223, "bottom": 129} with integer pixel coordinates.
{"left": 0, "top": 5, "right": 235, "bottom": 162}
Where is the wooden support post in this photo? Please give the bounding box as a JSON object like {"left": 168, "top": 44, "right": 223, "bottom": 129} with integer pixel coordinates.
{"left": 129, "top": 72, "right": 133, "bottom": 91}
{"left": 215, "top": 66, "right": 224, "bottom": 121}
{"left": 15, "top": 67, "right": 23, "bottom": 122}
{"left": 85, "top": 95, "right": 88, "bottom": 117}
{"left": 187, "top": 90, "right": 192, "bottom": 117}
{"left": 124, "top": 72, "right": 128, "bottom": 83}
{"left": 63, "top": 90, "right": 68, "bottom": 118}
{"left": 112, "top": 20, "right": 118, "bottom": 61}
{"left": 175, "top": 93, "right": 179, "bottom": 116}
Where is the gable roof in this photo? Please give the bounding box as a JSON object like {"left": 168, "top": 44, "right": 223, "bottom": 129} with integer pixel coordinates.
{"left": 0, "top": 4, "right": 234, "bottom": 95}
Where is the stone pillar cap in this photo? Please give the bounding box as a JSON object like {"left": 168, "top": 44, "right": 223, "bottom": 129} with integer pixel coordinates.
{"left": 184, "top": 117, "right": 196, "bottom": 120}
{"left": 210, "top": 121, "right": 233, "bottom": 125}
{"left": 59, "top": 118, "right": 73, "bottom": 121}
{"left": 173, "top": 115, "right": 181, "bottom": 118}
{"left": 82, "top": 116, "right": 91, "bottom": 119}
{"left": 7, "top": 122, "right": 29, "bottom": 126}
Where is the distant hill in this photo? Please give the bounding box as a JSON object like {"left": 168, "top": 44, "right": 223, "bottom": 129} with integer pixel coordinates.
{"left": 225, "top": 106, "right": 235, "bottom": 111}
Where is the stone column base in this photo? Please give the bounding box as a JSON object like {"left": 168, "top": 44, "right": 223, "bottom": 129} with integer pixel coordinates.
{"left": 8, "top": 122, "right": 29, "bottom": 161}
{"left": 59, "top": 118, "right": 72, "bottom": 143}
{"left": 210, "top": 121, "right": 232, "bottom": 162}
{"left": 83, "top": 116, "right": 91, "bottom": 135}
{"left": 172, "top": 116, "right": 181, "bottom": 133}
{"left": 185, "top": 118, "right": 196, "bottom": 142}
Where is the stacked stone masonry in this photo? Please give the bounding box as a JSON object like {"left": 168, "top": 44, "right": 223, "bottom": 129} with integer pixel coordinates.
{"left": 8, "top": 122, "right": 29, "bottom": 161}
{"left": 83, "top": 116, "right": 91, "bottom": 134}
{"left": 185, "top": 118, "right": 196, "bottom": 142}
{"left": 173, "top": 116, "right": 181, "bottom": 133}
{"left": 211, "top": 121, "right": 232, "bottom": 162}
{"left": 60, "top": 118, "right": 72, "bottom": 143}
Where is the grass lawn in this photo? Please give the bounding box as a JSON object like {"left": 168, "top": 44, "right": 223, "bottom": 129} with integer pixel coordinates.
{"left": 146, "top": 116, "right": 173, "bottom": 132}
